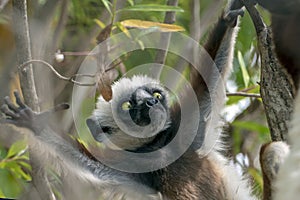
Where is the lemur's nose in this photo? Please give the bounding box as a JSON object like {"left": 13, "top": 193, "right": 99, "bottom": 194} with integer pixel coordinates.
{"left": 146, "top": 98, "right": 158, "bottom": 107}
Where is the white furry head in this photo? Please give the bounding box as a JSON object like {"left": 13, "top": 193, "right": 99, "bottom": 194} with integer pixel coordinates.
{"left": 87, "top": 75, "right": 171, "bottom": 150}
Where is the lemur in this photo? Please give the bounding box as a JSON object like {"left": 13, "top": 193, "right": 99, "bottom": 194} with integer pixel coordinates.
{"left": 0, "top": 0, "right": 255, "bottom": 199}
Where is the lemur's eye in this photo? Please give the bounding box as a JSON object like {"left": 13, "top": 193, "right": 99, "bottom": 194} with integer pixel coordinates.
{"left": 153, "top": 92, "right": 163, "bottom": 100}
{"left": 121, "top": 101, "right": 132, "bottom": 111}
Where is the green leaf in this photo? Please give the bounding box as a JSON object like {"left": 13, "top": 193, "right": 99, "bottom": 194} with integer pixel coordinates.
{"left": 232, "top": 127, "right": 242, "bottom": 155}
{"left": 0, "top": 188, "right": 4, "bottom": 198}
{"left": 226, "top": 95, "right": 245, "bottom": 105}
{"left": 115, "top": 22, "right": 131, "bottom": 38}
{"left": 101, "top": 0, "right": 112, "bottom": 15}
{"left": 248, "top": 168, "right": 263, "bottom": 194}
{"left": 9, "top": 163, "right": 31, "bottom": 181}
{"left": 120, "top": 19, "right": 185, "bottom": 32}
{"left": 126, "top": 0, "right": 134, "bottom": 6}
{"left": 232, "top": 120, "right": 269, "bottom": 135}
{"left": 94, "top": 19, "right": 106, "bottom": 29}
{"left": 226, "top": 85, "right": 261, "bottom": 105}
{"left": 0, "top": 168, "right": 24, "bottom": 198}
{"left": 238, "top": 51, "right": 250, "bottom": 88}
{"left": 6, "top": 140, "right": 28, "bottom": 159}
{"left": 17, "top": 154, "right": 29, "bottom": 161}
{"left": 118, "top": 4, "right": 184, "bottom": 13}
{"left": 0, "top": 145, "right": 7, "bottom": 159}
{"left": 18, "top": 161, "right": 31, "bottom": 171}
{"left": 0, "top": 161, "right": 5, "bottom": 169}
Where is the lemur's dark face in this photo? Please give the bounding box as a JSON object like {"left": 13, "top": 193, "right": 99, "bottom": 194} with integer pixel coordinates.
{"left": 118, "top": 86, "right": 169, "bottom": 127}
{"left": 87, "top": 76, "right": 171, "bottom": 150}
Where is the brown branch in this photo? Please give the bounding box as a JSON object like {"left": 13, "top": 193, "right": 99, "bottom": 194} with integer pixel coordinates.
{"left": 241, "top": 0, "right": 295, "bottom": 142}
{"left": 226, "top": 92, "right": 261, "bottom": 98}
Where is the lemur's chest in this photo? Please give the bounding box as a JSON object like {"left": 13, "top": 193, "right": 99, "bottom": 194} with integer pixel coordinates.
{"left": 136, "top": 151, "right": 227, "bottom": 200}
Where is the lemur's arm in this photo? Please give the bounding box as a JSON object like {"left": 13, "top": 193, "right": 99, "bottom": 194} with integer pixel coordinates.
{"left": 1, "top": 91, "right": 130, "bottom": 186}
{"left": 191, "top": 0, "right": 243, "bottom": 97}
{"left": 171, "top": 0, "right": 244, "bottom": 150}
{"left": 204, "top": 0, "right": 243, "bottom": 76}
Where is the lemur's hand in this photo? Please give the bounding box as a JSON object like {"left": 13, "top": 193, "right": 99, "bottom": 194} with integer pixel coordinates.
{"left": 0, "top": 91, "right": 69, "bottom": 133}
{"left": 224, "top": 8, "right": 244, "bottom": 27}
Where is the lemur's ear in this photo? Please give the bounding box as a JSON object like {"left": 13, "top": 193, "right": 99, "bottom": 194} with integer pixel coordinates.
{"left": 86, "top": 116, "right": 104, "bottom": 142}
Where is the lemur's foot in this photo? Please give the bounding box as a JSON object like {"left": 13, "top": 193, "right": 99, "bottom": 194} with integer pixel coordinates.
{"left": 1, "top": 91, "right": 69, "bottom": 132}
{"left": 224, "top": 8, "right": 244, "bottom": 27}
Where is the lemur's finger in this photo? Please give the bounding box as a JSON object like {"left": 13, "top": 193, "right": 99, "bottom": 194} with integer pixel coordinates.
{"left": 14, "top": 91, "right": 26, "bottom": 109}
{"left": 4, "top": 96, "right": 19, "bottom": 113}
{"left": 0, "top": 118, "right": 18, "bottom": 126}
{"left": 0, "top": 118, "right": 6, "bottom": 124}
{"left": 20, "top": 108, "right": 33, "bottom": 120}
{"left": 1, "top": 104, "right": 20, "bottom": 119}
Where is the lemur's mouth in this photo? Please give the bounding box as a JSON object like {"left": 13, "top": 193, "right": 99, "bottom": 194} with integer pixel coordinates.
{"left": 129, "top": 97, "right": 159, "bottom": 126}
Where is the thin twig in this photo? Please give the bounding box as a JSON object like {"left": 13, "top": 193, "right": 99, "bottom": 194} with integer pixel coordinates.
{"left": 62, "top": 51, "right": 95, "bottom": 56}
{"left": 239, "top": 85, "right": 259, "bottom": 93}
{"left": 19, "top": 60, "right": 96, "bottom": 86}
{"left": 226, "top": 92, "right": 261, "bottom": 98}
{"left": 104, "top": 53, "right": 131, "bottom": 73}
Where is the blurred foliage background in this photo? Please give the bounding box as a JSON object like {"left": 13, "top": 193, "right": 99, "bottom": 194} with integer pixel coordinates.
{"left": 0, "top": 0, "right": 272, "bottom": 198}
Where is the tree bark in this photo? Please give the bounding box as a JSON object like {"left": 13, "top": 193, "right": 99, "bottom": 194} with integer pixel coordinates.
{"left": 242, "top": 0, "right": 294, "bottom": 142}
{"left": 12, "top": 0, "right": 39, "bottom": 111}
{"left": 12, "top": 1, "right": 55, "bottom": 199}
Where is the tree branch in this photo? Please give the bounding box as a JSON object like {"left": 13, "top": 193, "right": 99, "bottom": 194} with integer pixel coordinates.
{"left": 226, "top": 92, "right": 261, "bottom": 98}
{"left": 20, "top": 60, "right": 96, "bottom": 86}
{"left": 12, "top": 0, "right": 39, "bottom": 111}
{"left": 241, "top": 0, "right": 295, "bottom": 142}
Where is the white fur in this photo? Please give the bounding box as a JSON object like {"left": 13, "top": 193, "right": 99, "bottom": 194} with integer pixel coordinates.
{"left": 275, "top": 92, "right": 300, "bottom": 200}
{"left": 93, "top": 75, "right": 170, "bottom": 150}
{"left": 207, "top": 151, "right": 256, "bottom": 200}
